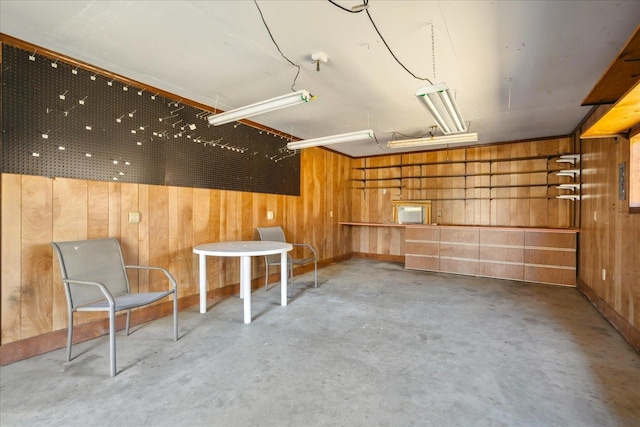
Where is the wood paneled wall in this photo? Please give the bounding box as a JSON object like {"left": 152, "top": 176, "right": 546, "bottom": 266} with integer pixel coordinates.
{"left": 0, "top": 147, "right": 353, "bottom": 349}
{"left": 350, "top": 137, "right": 576, "bottom": 256}
{"left": 576, "top": 105, "right": 640, "bottom": 351}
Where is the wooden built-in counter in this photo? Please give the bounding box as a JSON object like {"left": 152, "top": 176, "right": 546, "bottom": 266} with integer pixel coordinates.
{"left": 406, "top": 225, "right": 577, "bottom": 286}
{"left": 340, "top": 222, "right": 578, "bottom": 286}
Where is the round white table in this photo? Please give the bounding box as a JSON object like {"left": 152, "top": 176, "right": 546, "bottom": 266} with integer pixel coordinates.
{"left": 193, "top": 241, "right": 292, "bottom": 324}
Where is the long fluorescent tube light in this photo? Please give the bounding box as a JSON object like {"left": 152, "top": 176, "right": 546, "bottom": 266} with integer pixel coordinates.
{"left": 387, "top": 132, "right": 478, "bottom": 149}
{"left": 207, "top": 90, "right": 312, "bottom": 126}
{"left": 287, "top": 129, "right": 374, "bottom": 150}
{"left": 416, "top": 83, "right": 467, "bottom": 134}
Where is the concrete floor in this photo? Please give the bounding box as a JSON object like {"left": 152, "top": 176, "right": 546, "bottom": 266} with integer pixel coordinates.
{"left": 1, "top": 259, "right": 639, "bottom": 426}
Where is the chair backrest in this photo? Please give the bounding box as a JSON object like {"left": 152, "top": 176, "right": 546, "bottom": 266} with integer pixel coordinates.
{"left": 51, "top": 238, "right": 130, "bottom": 308}
{"left": 257, "top": 226, "right": 288, "bottom": 264}
{"left": 257, "top": 226, "right": 287, "bottom": 243}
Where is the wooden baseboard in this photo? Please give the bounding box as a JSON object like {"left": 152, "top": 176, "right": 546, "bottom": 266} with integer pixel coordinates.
{"left": 577, "top": 278, "right": 640, "bottom": 354}
{"left": 352, "top": 252, "right": 405, "bottom": 264}
{"left": 0, "top": 285, "right": 237, "bottom": 366}
{"left": 0, "top": 254, "right": 352, "bottom": 366}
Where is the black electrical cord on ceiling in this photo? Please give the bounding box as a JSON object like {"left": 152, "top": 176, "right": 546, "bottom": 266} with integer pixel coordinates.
{"left": 327, "top": 0, "right": 433, "bottom": 84}
{"left": 373, "top": 133, "right": 388, "bottom": 151}
{"left": 364, "top": 8, "right": 433, "bottom": 84}
{"left": 253, "top": 0, "right": 301, "bottom": 91}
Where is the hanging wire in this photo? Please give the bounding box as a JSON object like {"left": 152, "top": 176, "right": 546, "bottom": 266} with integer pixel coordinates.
{"left": 254, "top": 0, "right": 301, "bottom": 91}
{"left": 366, "top": 109, "right": 387, "bottom": 150}
{"left": 327, "top": 0, "right": 433, "bottom": 84}
{"left": 365, "top": 9, "right": 433, "bottom": 84}
{"left": 374, "top": 134, "right": 387, "bottom": 151}
{"left": 389, "top": 127, "right": 437, "bottom": 142}
{"left": 430, "top": 22, "right": 436, "bottom": 81}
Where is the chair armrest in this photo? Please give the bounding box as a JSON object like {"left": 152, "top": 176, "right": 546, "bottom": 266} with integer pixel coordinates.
{"left": 291, "top": 243, "right": 317, "bottom": 258}
{"left": 60, "top": 278, "right": 116, "bottom": 306}
{"left": 125, "top": 265, "right": 178, "bottom": 291}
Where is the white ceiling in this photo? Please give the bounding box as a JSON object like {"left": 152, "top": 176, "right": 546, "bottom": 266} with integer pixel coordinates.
{"left": 1, "top": 0, "right": 639, "bottom": 157}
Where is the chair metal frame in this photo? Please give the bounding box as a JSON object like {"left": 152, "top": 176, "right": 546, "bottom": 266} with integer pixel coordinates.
{"left": 257, "top": 226, "right": 317, "bottom": 296}
{"left": 51, "top": 238, "right": 178, "bottom": 377}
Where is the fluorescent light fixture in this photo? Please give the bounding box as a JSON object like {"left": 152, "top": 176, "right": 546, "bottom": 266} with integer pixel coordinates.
{"left": 287, "top": 129, "right": 374, "bottom": 150}
{"left": 207, "top": 90, "right": 311, "bottom": 126}
{"left": 387, "top": 132, "right": 478, "bottom": 149}
{"left": 416, "top": 83, "right": 468, "bottom": 134}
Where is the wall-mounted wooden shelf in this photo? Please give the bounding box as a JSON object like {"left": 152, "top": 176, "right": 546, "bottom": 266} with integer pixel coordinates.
{"left": 353, "top": 170, "right": 564, "bottom": 184}
{"left": 351, "top": 177, "right": 402, "bottom": 182}
{"left": 472, "top": 184, "right": 551, "bottom": 189}
{"left": 352, "top": 186, "right": 404, "bottom": 190}
{"left": 353, "top": 154, "right": 566, "bottom": 170}
{"left": 352, "top": 153, "right": 582, "bottom": 204}
{"left": 339, "top": 221, "right": 406, "bottom": 227}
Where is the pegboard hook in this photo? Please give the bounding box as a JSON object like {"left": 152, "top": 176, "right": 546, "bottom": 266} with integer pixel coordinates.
{"left": 159, "top": 114, "right": 178, "bottom": 122}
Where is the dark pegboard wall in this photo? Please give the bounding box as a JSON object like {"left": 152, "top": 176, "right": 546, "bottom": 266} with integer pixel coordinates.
{"left": 1, "top": 43, "right": 300, "bottom": 195}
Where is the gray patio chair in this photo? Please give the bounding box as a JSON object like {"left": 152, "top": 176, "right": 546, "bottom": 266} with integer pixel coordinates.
{"left": 51, "top": 238, "right": 178, "bottom": 377}
{"left": 257, "top": 226, "right": 317, "bottom": 296}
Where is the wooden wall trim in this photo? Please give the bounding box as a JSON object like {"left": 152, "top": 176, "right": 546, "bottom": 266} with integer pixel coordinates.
{"left": 0, "top": 252, "right": 351, "bottom": 365}
{"left": 0, "top": 285, "right": 235, "bottom": 366}
{"left": 320, "top": 253, "right": 353, "bottom": 267}
{"left": 352, "top": 252, "right": 404, "bottom": 263}
{"left": 577, "top": 278, "right": 640, "bottom": 354}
